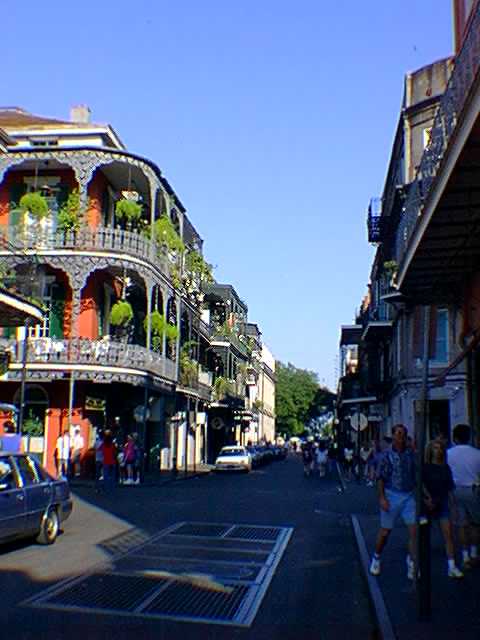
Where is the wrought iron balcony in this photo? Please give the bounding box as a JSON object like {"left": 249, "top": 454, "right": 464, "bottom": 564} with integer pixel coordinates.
{"left": 395, "top": 3, "right": 480, "bottom": 266}
{"left": 1, "top": 226, "right": 172, "bottom": 281}
{"left": 367, "top": 198, "right": 384, "bottom": 244}
{"left": 0, "top": 337, "right": 177, "bottom": 381}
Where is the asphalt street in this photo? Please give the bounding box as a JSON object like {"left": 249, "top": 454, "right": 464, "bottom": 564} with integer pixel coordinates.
{"left": 0, "top": 455, "right": 376, "bottom": 640}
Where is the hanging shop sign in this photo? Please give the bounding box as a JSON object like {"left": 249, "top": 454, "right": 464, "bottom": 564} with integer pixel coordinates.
{"left": 85, "top": 396, "right": 106, "bottom": 412}
{"left": 211, "top": 416, "right": 225, "bottom": 430}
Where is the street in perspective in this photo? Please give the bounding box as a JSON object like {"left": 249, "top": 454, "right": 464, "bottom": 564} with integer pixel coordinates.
{"left": 1, "top": 1, "right": 480, "bottom": 638}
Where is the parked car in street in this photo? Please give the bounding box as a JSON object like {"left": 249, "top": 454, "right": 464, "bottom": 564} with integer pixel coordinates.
{"left": 214, "top": 446, "right": 252, "bottom": 472}
{"left": 0, "top": 452, "right": 73, "bottom": 546}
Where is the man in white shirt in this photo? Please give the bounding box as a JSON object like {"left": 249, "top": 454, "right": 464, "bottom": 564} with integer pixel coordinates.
{"left": 56, "top": 429, "right": 71, "bottom": 478}
{"left": 448, "top": 423, "right": 480, "bottom": 569}
{"left": 71, "top": 427, "right": 85, "bottom": 477}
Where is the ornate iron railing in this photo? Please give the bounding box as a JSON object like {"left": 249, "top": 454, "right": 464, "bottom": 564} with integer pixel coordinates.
{"left": 1, "top": 226, "right": 172, "bottom": 280}
{"left": 395, "top": 4, "right": 480, "bottom": 266}
{"left": 0, "top": 337, "right": 177, "bottom": 381}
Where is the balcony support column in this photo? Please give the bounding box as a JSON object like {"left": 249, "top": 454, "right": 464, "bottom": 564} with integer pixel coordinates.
{"left": 146, "top": 285, "right": 153, "bottom": 351}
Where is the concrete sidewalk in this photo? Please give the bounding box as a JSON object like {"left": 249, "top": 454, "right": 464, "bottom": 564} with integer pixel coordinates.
{"left": 342, "top": 476, "right": 480, "bottom": 639}
{"left": 70, "top": 463, "right": 213, "bottom": 489}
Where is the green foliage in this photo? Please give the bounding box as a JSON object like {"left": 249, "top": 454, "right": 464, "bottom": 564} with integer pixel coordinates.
{"left": 185, "top": 250, "right": 213, "bottom": 283}
{"left": 165, "top": 323, "right": 179, "bottom": 343}
{"left": 179, "top": 342, "right": 199, "bottom": 387}
{"left": 57, "top": 189, "right": 82, "bottom": 232}
{"left": 154, "top": 215, "right": 185, "bottom": 253}
{"left": 19, "top": 192, "right": 49, "bottom": 219}
{"left": 115, "top": 199, "right": 143, "bottom": 224}
{"left": 215, "top": 321, "right": 234, "bottom": 338}
{"left": 22, "top": 411, "right": 44, "bottom": 436}
{"left": 213, "top": 376, "right": 234, "bottom": 401}
{"left": 252, "top": 399, "right": 264, "bottom": 412}
{"left": 275, "top": 362, "right": 334, "bottom": 437}
{"left": 170, "top": 264, "right": 182, "bottom": 289}
{"left": 109, "top": 300, "right": 134, "bottom": 326}
{"left": 145, "top": 310, "right": 167, "bottom": 336}
{"left": 383, "top": 260, "right": 398, "bottom": 275}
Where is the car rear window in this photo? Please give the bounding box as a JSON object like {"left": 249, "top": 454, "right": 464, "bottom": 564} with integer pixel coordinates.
{"left": 219, "top": 449, "right": 246, "bottom": 457}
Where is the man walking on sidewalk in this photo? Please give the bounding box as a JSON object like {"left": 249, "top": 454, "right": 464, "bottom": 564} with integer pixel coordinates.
{"left": 369, "top": 424, "right": 417, "bottom": 580}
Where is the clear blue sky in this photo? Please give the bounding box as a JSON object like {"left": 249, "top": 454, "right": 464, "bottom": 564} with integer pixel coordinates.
{"left": 6, "top": 1, "right": 453, "bottom": 389}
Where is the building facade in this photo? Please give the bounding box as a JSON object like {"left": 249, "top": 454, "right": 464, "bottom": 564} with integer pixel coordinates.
{"left": 0, "top": 106, "right": 276, "bottom": 473}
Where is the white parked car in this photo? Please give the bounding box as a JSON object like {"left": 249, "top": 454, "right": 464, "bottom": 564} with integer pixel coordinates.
{"left": 214, "top": 446, "right": 252, "bottom": 473}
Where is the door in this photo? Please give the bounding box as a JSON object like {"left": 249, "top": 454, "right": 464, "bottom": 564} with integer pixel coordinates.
{"left": 428, "top": 400, "right": 451, "bottom": 445}
{"left": 0, "top": 456, "right": 26, "bottom": 541}
{"left": 13, "top": 455, "right": 50, "bottom": 534}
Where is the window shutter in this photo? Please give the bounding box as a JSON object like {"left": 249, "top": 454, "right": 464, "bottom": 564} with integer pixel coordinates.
{"left": 429, "top": 306, "right": 437, "bottom": 359}
{"left": 50, "top": 285, "right": 66, "bottom": 338}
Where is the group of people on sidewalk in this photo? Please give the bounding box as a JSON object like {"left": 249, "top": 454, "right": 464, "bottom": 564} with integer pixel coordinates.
{"left": 368, "top": 423, "right": 480, "bottom": 581}
{"left": 94, "top": 431, "right": 144, "bottom": 489}
{"left": 54, "top": 427, "right": 85, "bottom": 479}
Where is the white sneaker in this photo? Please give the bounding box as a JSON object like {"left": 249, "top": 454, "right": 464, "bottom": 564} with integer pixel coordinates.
{"left": 369, "top": 556, "right": 381, "bottom": 576}
{"left": 448, "top": 566, "right": 464, "bottom": 579}
{"left": 134, "top": 478, "right": 140, "bottom": 485}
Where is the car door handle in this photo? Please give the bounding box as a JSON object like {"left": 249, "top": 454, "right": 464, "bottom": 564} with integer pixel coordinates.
{"left": 16, "top": 494, "right": 25, "bottom": 501}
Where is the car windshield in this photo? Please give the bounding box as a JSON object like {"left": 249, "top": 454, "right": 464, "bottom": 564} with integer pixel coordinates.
{"left": 219, "top": 449, "right": 245, "bottom": 457}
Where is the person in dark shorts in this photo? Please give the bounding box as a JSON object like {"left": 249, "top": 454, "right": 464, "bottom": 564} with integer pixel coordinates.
{"left": 423, "top": 440, "right": 463, "bottom": 578}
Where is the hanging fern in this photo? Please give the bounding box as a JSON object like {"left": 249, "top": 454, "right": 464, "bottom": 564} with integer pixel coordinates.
{"left": 154, "top": 215, "right": 185, "bottom": 253}
{"left": 109, "top": 300, "right": 134, "bottom": 326}
{"left": 115, "top": 199, "right": 143, "bottom": 224}
{"left": 185, "top": 249, "right": 214, "bottom": 283}
{"left": 19, "top": 192, "right": 49, "bottom": 219}
{"left": 165, "top": 323, "right": 179, "bottom": 342}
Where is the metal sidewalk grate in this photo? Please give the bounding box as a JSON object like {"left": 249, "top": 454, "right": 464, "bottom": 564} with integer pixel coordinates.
{"left": 143, "top": 582, "right": 250, "bottom": 621}
{"left": 226, "top": 526, "right": 282, "bottom": 541}
{"left": 47, "top": 573, "right": 164, "bottom": 611}
{"left": 23, "top": 521, "right": 293, "bottom": 627}
{"left": 172, "top": 523, "right": 230, "bottom": 537}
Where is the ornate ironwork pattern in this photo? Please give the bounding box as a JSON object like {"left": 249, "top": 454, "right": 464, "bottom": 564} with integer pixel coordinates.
{"left": 395, "top": 4, "right": 480, "bottom": 266}
{"left": 0, "top": 337, "right": 178, "bottom": 383}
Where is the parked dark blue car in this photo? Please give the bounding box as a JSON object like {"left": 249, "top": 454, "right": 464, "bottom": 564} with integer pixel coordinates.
{"left": 0, "top": 452, "right": 72, "bottom": 546}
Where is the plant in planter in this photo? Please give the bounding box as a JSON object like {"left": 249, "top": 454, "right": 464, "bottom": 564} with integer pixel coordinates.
{"left": 57, "top": 189, "right": 83, "bottom": 232}
{"left": 144, "top": 310, "right": 167, "bottom": 350}
{"left": 154, "top": 215, "right": 185, "bottom": 254}
{"left": 165, "top": 322, "right": 179, "bottom": 344}
{"left": 383, "top": 259, "right": 398, "bottom": 285}
{"left": 213, "top": 376, "right": 234, "bottom": 401}
{"left": 115, "top": 199, "right": 143, "bottom": 228}
{"left": 252, "top": 399, "right": 264, "bottom": 412}
{"left": 19, "top": 192, "right": 49, "bottom": 220}
{"left": 22, "top": 411, "right": 44, "bottom": 436}
{"left": 185, "top": 249, "right": 214, "bottom": 284}
{"left": 179, "top": 342, "right": 199, "bottom": 387}
{"left": 109, "top": 300, "right": 134, "bottom": 327}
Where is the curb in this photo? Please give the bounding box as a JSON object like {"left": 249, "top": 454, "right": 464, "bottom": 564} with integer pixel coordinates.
{"left": 351, "top": 514, "right": 396, "bottom": 640}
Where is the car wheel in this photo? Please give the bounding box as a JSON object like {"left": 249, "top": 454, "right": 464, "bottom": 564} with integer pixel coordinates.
{"left": 37, "top": 508, "right": 59, "bottom": 545}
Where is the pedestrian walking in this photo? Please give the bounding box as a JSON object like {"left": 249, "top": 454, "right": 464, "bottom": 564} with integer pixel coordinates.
{"left": 359, "top": 442, "right": 373, "bottom": 483}
{"left": 343, "top": 442, "right": 354, "bottom": 481}
{"left": 369, "top": 424, "right": 417, "bottom": 579}
{"left": 55, "top": 429, "right": 71, "bottom": 479}
{"left": 100, "top": 430, "right": 117, "bottom": 491}
{"left": 133, "top": 432, "right": 143, "bottom": 485}
{"left": 71, "top": 426, "right": 84, "bottom": 477}
{"left": 302, "top": 439, "right": 314, "bottom": 477}
{"left": 447, "top": 423, "right": 480, "bottom": 570}
{"left": 423, "top": 439, "right": 463, "bottom": 578}
{"left": 316, "top": 441, "right": 328, "bottom": 478}
{"left": 123, "top": 434, "right": 136, "bottom": 485}
{"left": 94, "top": 430, "right": 104, "bottom": 488}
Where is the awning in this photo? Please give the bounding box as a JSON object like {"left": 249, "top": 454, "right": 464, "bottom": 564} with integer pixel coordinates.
{"left": 0, "top": 288, "right": 44, "bottom": 326}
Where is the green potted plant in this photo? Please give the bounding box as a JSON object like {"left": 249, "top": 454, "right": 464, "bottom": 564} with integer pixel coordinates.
{"left": 179, "top": 343, "right": 199, "bottom": 387}
{"left": 383, "top": 259, "right": 398, "bottom": 286}
{"left": 57, "top": 189, "right": 83, "bottom": 233}
{"left": 109, "top": 300, "right": 134, "bottom": 327}
{"left": 19, "top": 192, "right": 49, "bottom": 220}
{"left": 185, "top": 249, "right": 214, "bottom": 284}
{"left": 144, "top": 310, "right": 166, "bottom": 350}
{"left": 115, "top": 199, "right": 143, "bottom": 228}
{"left": 153, "top": 215, "right": 185, "bottom": 254}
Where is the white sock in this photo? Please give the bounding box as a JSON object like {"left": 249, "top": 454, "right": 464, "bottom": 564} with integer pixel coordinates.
{"left": 470, "top": 545, "right": 478, "bottom": 559}
{"left": 462, "top": 549, "right": 470, "bottom": 562}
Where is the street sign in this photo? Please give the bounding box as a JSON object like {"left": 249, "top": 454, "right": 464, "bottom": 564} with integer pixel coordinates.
{"left": 350, "top": 412, "right": 368, "bottom": 432}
